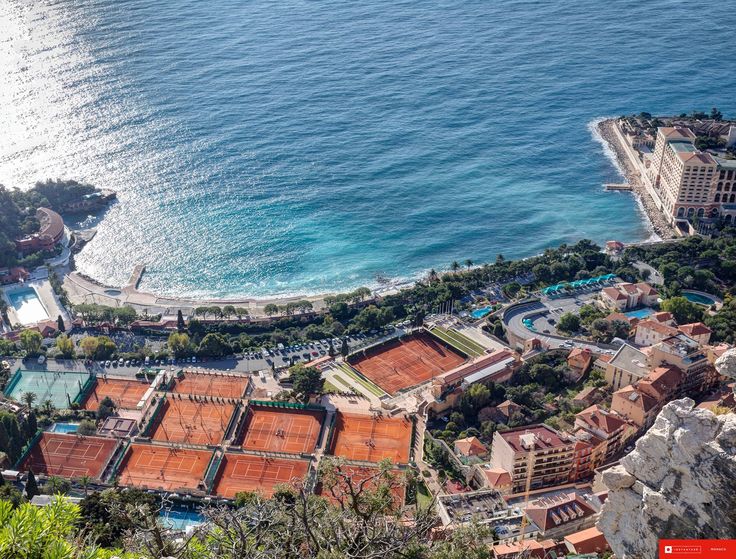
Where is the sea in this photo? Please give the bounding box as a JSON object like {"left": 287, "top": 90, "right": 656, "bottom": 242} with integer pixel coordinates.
{"left": 1, "top": 0, "right": 735, "bottom": 299}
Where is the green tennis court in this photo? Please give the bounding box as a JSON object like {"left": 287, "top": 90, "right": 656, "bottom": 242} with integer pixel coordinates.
{"left": 4, "top": 369, "right": 92, "bottom": 409}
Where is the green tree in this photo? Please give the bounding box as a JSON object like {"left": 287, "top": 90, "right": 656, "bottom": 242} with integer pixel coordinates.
{"left": 264, "top": 303, "right": 279, "bottom": 316}
{"left": 22, "top": 391, "right": 36, "bottom": 410}
{"left": 19, "top": 329, "right": 43, "bottom": 356}
{"left": 289, "top": 363, "right": 324, "bottom": 403}
{"left": 167, "top": 331, "right": 190, "bottom": 357}
{"left": 94, "top": 336, "right": 117, "bottom": 360}
{"left": 459, "top": 383, "right": 491, "bottom": 420}
{"left": 222, "top": 305, "right": 236, "bottom": 319}
{"left": 79, "top": 336, "right": 100, "bottom": 359}
{"left": 197, "top": 332, "right": 232, "bottom": 358}
{"left": 177, "top": 309, "right": 185, "bottom": 331}
{"left": 56, "top": 314, "right": 65, "bottom": 332}
{"left": 24, "top": 470, "right": 39, "bottom": 499}
{"left": 96, "top": 396, "right": 116, "bottom": 421}
{"left": 557, "top": 312, "right": 580, "bottom": 334}
{"left": 341, "top": 338, "right": 350, "bottom": 359}
{"left": 451, "top": 261, "right": 460, "bottom": 272}
{"left": 77, "top": 419, "right": 97, "bottom": 436}
{"left": 55, "top": 334, "right": 75, "bottom": 358}
{"left": 661, "top": 297, "right": 705, "bottom": 325}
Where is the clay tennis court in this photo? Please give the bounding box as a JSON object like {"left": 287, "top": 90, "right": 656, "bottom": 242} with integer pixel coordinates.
{"left": 19, "top": 433, "right": 117, "bottom": 479}
{"left": 150, "top": 398, "right": 235, "bottom": 445}
{"left": 349, "top": 331, "right": 465, "bottom": 395}
{"left": 317, "top": 464, "right": 406, "bottom": 507}
{"left": 171, "top": 371, "right": 249, "bottom": 398}
{"left": 117, "top": 444, "right": 211, "bottom": 492}
{"left": 82, "top": 378, "right": 150, "bottom": 411}
{"left": 330, "top": 413, "right": 412, "bottom": 464}
{"left": 212, "top": 453, "right": 310, "bottom": 499}
{"left": 240, "top": 406, "right": 324, "bottom": 454}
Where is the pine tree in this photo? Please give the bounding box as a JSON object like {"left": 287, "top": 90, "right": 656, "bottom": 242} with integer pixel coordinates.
{"left": 25, "top": 469, "right": 39, "bottom": 499}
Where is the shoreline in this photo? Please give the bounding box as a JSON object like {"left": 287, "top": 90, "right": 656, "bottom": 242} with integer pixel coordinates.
{"left": 595, "top": 118, "right": 677, "bottom": 239}
{"left": 61, "top": 118, "right": 675, "bottom": 315}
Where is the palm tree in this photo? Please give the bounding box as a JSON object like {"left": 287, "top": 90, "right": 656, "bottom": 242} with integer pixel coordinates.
{"left": 451, "top": 261, "right": 460, "bottom": 273}
{"left": 22, "top": 392, "right": 37, "bottom": 410}
{"left": 427, "top": 269, "right": 439, "bottom": 283}
{"left": 77, "top": 475, "right": 91, "bottom": 496}
{"left": 41, "top": 399, "right": 54, "bottom": 416}
{"left": 464, "top": 259, "right": 473, "bottom": 269}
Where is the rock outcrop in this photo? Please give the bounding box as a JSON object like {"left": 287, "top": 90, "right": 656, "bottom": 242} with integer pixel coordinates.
{"left": 598, "top": 398, "right": 736, "bottom": 558}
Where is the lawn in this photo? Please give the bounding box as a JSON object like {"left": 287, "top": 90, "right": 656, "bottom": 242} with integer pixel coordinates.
{"left": 416, "top": 480, "right": 434, "bottom": 511}
{"left": 431, "top": 327, "right": 485, "bottom": 357}
{"left": 336, "top": 363, "right": 387, "bottom": 398}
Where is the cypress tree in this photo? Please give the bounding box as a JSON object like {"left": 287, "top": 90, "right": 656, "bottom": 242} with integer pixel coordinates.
{"left": 25, "top": 470, "right": 39, "bottom": 499}
{"left": 57, "top": 315, "right": 65, "bottom": 332}
{"left": 177, "top": 310, "right": 185, "bottom": 331}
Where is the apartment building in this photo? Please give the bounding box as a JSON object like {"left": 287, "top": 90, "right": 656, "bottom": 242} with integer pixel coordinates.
{"left": 489, "top": 425, "right": 576, "bottom": 493}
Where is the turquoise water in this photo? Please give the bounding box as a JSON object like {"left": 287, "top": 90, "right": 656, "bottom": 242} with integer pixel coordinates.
{"left": 7, "top": 288, "right": 49, "bottom": 325}
{"left": 471, "top": 307, "right": 492, "bottom": 319}
{"left": 625, "top": 308, "right": 654, "bottom": 320}
{"left": 159, "top": 509, "right": 204, "bottom": 531}
{"left": 50, "top": 422, "right": 79, "bottom": 434}
{"left": 1, "top": 1, "right": 735, "bottom": 298}
{"left": 682, "top": 292, "right": 717, "bottom": 306}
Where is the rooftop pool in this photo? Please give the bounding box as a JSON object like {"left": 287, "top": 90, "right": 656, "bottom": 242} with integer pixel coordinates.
{"left": 6, "top": 287, "right": 50, "bottom": 325}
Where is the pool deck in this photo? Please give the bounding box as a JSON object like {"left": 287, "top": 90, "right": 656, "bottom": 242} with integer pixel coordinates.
{"left": 1, "top": 279, "right": 71, "bottom": 329}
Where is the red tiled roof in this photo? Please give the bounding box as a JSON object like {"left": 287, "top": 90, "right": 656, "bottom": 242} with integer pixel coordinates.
{"left": 576, "top": 404, "right": 627, "bottom": 436}
{"left": 482, "top": 467, "right": 512, "bottom": 488}
{"left": 454, "top": 436, "right": 487, "bottom": 456}
{"left": 678, "top": 322, "right": 712, "bottom": 337}
{"left": 613, "top": 385, "right": 658, "bottom": 412}
{"left": 638, "top": 366, "right": 683, "bottom": 401}
{"left": 602, "top": 287, "right": 627, "bottom": 301}
{"left": 652, "top": 311, "right": 674, "bottom": 323}
{"left": 636, "top": 319, "right": 678, "bottom": 337}
{"left": 524, "top": 492, "right": 596, "bottom": 532}
{"left": 564, "top": 526, "right": 610, "bottom": 554}
{"left": 498, "top": 425, "right": 572, "bottom": 453}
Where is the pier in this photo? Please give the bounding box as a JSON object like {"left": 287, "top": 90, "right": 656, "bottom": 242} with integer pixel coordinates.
{"left": 604, "top": 183, "right": 633, "bottom": 191}
{"left": 124, "top": 264, "right": 146, "bottom": 292}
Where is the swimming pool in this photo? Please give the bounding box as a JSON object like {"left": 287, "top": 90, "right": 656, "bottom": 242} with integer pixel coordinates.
{"left": 159, "top": 509, "right": 204, "bottom": 531}
{"left": 471, "top": 306, "right": 492, "bottom": 319}
{"left": 624, "top": 308, "right": 654, "bottom": 320}
{"left": 6, "top": 287, "right": 50, "bottom": 325}
{"left": 50, "top": 422, "right": 79, "bottom": 434}
{"left": 682, "top": 291, "right": 717, "bottom": 307}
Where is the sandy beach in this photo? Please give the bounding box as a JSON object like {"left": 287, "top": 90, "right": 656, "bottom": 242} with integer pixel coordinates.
{"left": 596, "top": 118, "right": 676, "bottom": 239}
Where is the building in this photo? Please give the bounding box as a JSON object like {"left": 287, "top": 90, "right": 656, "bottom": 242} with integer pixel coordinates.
{"left": 574, "top": 404, "right": 632, "bottom": 463}
{"left": 610, "top": 385, "right": 659, "bottom": 430}
{"left": 0, "top": 267, "right": 30, "bottom": 285}
{"left": 489, "top": 425, "right": 576, "bottom": 493}
{"left": 678, "top": 322, "right": 712, "bottom": 345}
{"left": 492, "top": 539, "right": 557, "bottom": 559}
{"left": 566, "top": 348, "right": 593, "bottom": 381}
{"left": 476, "top": 466, "right": 513, "bottom": 494}
{"left": 564, "top": 526, "right": 610, "bottom": 555}
{"left": 572, "top": 386, "right": 602, "bottom": 408}
{"left": 523, "top": 491, "right": 598, "bottom": 539}
{"left": 646, "top": 126, "right": 736, "bottom": 224}
{"left": 648, "top": 334, "right": 718, "bottom": 397}
{"left": 605, "top": 343, "right": 650, "bottom": 391}
{"left": 15, "top": 208, "right": 65, "bottom": 254}
{"left": 600, "top": 282, "right": 658, "bottom": 311}
{"left": 634, "top": 319, "right": 679, "bottom": 347}
{"left": 454, "top": 436, "right": 487, "bottom": 462}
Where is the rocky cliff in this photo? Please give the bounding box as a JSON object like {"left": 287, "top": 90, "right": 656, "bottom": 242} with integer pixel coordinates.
{"left": 598, "top": 398, "right": 736, "bottom": 558}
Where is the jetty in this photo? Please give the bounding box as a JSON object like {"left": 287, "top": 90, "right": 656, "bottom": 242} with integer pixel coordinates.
{"left": 604, "top": 183, "right": 632, "bottom": 191}
{"left": 124, "top": 264, "right": 146, "bottom": 292}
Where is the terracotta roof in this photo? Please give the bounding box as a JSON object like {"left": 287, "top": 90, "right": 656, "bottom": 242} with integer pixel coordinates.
{"left": 613, "top": 385, "right": 658, "bottom": 412}
{"left": 678, "top": 322, "right": 712, "bottom": 337}
{"left": 602, "top": 287, "right": 627, "bottom": 301}
{"left": 636, "top": 319, "right": 678, "bottom": 337}
{"left": 652, "top": 311, "right": 674, "bottom": 323}
{"left": 638, "top": 366, "right": 683, "bottom": 401}
{"left": 498, "top": 425, "right": 573, "bottom": 453}
{"left": 567, "top": 348, "right": 592, "bottom": 368}
{"left": 482, "top": 467, "right": 512, "bottom": 488}
{"left": 454, "top": 436, "right": 487, "bottom": 456}
{"left": 576, "top": 404, "right": 627, "bottom": 436}
{"left": 677, "top": 151, "right": 717, "bottom": 165}
{"left": 595, "top": 354, "right": 613, "bottom": 364}
{"left": 659, "top": 126, "right": 696, "bottom": 140}
{"left": 524, "top": 492, "right": 596, "bottom": 532}
{"left": 635, "top": 282, "right": 658, "bottom": 295}
{"left": 564, "top": 526, "right": 610, "bottom": 554}
{"left": 497, "top": 399, "right": 522, "bottom": 416}
{"left": 493, "top": 540, "right": 556, "bottom": 559}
